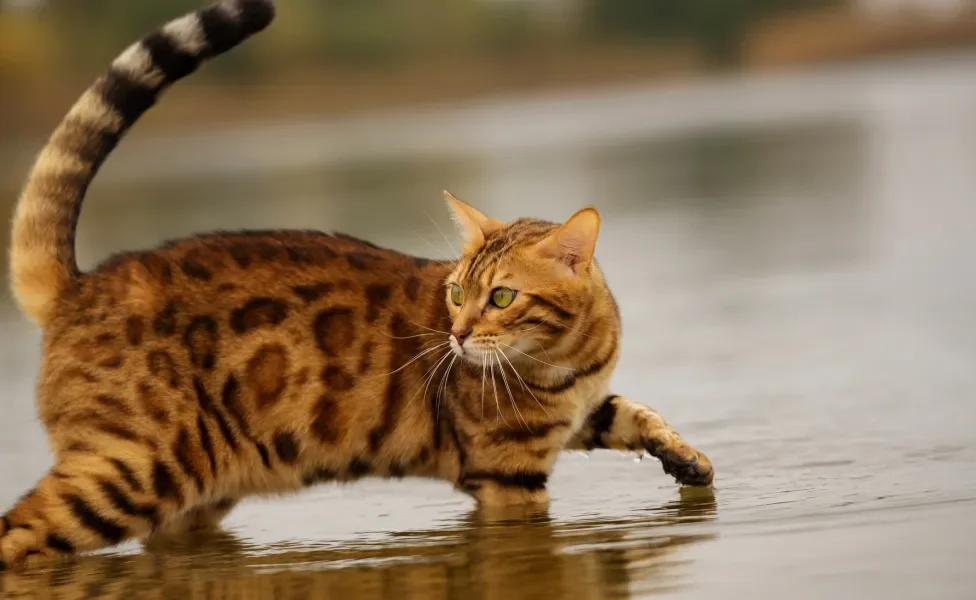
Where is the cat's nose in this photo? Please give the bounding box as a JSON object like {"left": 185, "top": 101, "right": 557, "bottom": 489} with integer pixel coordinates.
{"left": 451, "top": 328, "right": 473, "bottom": 345}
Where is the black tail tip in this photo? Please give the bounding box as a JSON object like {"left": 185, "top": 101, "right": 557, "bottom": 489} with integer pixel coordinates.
{"left": 230, "top": 0, "right": 276, "bottom": 34}
{"left": 0, "top": 558, "right": 7, "bottom": 572}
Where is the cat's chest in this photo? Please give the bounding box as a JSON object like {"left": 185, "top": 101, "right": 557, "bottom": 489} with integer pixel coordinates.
{"left": 562, "top": 372, "right": 613, "bottom": 430}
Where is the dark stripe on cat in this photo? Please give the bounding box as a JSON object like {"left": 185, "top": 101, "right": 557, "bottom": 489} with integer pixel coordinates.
{"left": 586, "top": 395, "right": 619, "bottom": 449}
{"left": 63, "top": 493, "right": 126, "bottom": 543}
{"left": 95, "top": 395, "right": 132, "bottom": 416}
{"left": 302, "top": 467, "right": 337, "bottom": 486}
{"left": 462, "top": 233, "right": 508, "bottom": 281}
{"left": 197, "top": 414, "right": 218, "bottom": 475}
{"left": 152, "top": 461, "right": 181, "bottom": 500}
{"left": 273, "top": 432, "right": 300, "bottom": 464}
{"left": 46, "top": 533, "right": 75, "bottom": 553}
{"left": 96, "top": 478, "right": 158, "bottom": 526}
{"left": 369, "top": 314, "right": 417, "bottom": 452}
{"left": 230, "top": 297, "right": 288, "bottom": 334}
{"left": 220, "top": 375, "right": 258, "bottom": 451}
{"left": 109, "top": 458, "right": 143, "bottom": 493}
{"left": 491, "top": 420, "right": 571, "bottom": 443}
{"left": 524, "top": 293, "right": 575, "bottom": 322}
{"left": 125, "top": 315, "right": 144, "bottom": 346}
{"left": 209, "top": 407, "right": 239, "bottom": 453}
{"left": 184, "top": 316, "right": 218, "bottom": 370}
{"left": 142, "top": 31, "right": 200, "bottom": 82}
{"left": 198, "top": 3, "right": 245, "bottom": 56}
{"left": 256, "top": 443, "right": 272, "bottom": 469}
{"left": 523, "top": 344, "right": 616, "bottom": 394}
{"left": 95, "top": 422, "right": 140, "bottom": 443}
{"left": 513, "top": 317, "right": 562, "bottom": 335}
{"left": 461, "top": 470, "right": 548, "bottom": 491}
{"left": 152, "top": 301, "right": 178, "bottom": 337}
{"left": 98, "top": 69, "right": 157, "bottom": 125}
{"left": 196, "top": 376, "right": 239, "bottom": 452}
{"left": 179, "top": 250, "right": 212, "bottom": 281}
{"left": 174, "top": 428, "right": 205, "bottom": 491}
{"left": 348, "top": 458, "right": 372, "bottom": 477}
{"left": 345, "top": 252, "right": 379, "bottom": 271}
{"left": 293, "top": 282, "right": 333, "bottom": 303}
{"left": 313, "top": 307, "right": 356, "bottom": 357}
{"left": 365, "top": 284, "right": 393, "bottom": 323}
{"left": 405, "top": 276, "right": 421, "bottom": 302}
{"left": 444, "top": 376, "right": 468, "bottom": 471}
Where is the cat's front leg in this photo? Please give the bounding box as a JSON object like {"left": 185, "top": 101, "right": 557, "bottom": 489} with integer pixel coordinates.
{"left": 566, "top": 395, "right": 714, "bottom": 487}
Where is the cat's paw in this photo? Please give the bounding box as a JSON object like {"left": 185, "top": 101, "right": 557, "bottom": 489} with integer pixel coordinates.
{"left": 648, "top": 441, "right": 714, "bottom": 487}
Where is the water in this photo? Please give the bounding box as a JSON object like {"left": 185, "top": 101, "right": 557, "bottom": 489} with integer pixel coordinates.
{"left": 2, "top": 52, "right": 976, "bottom": 599}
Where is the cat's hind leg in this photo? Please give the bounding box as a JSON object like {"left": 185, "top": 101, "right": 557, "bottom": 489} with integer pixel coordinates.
{"left": 144, "top": 498, "right": 239, "bottom": 548}
{"left": 0, "top": 455, "right": 167, "bottom": 571}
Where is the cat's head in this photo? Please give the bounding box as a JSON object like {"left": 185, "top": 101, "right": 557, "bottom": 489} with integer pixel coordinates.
{"left": 442, "top": 191, "right": 608, "bottom": 367}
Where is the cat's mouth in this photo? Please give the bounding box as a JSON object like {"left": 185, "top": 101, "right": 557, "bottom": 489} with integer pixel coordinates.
{"left": 449, "top": 336, "right": 508, "bottom": 365}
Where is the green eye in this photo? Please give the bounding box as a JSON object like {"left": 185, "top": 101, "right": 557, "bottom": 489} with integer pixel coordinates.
{"left": 490, "top": 287, "right": 516, "bottom": 308}
{"left": 450, "top": 283, "right": 464, "bottom": 306}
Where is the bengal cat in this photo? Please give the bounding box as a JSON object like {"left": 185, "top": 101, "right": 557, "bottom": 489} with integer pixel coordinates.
{"left": 0, "top": 0, "right": 714, "bottom": 571}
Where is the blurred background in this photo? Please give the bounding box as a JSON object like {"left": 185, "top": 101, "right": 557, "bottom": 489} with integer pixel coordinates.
{"left": 2, "top": 1, "right": 976, "bottom": 599}
{"left": 2, "top": 0, "right": 976, "bottom": 134}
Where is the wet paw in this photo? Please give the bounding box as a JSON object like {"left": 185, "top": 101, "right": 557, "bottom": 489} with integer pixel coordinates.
{"left": 0, "top": 523, "right": 63, "bottom": 572}
{"left": 647, "top": 442, "right": 714, "bottom": 487}
{"left": 669, "top": 451, "right": 714, "bottom": 487}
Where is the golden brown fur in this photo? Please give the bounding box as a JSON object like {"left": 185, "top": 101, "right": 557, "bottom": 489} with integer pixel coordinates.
{"left": 1, "top": 0, "right": 713, "bottom": 572}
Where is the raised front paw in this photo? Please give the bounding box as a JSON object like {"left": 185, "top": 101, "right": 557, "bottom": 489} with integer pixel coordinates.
{"left": 647, "top": 441, "right": 714, "bottom": 487}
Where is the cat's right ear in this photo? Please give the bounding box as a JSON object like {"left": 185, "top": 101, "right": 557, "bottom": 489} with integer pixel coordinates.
{"left": 443, "top": 191, "right": 503, "bottom": 251}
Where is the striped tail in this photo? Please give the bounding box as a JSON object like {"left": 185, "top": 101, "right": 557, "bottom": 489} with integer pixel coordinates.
{"left": 9, "top": 0, "right": 275, "bottom": 328}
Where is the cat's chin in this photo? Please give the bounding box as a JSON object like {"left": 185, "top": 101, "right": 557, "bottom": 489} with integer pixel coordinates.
{"left": 452, "top": 343, "right": 500, "bottom": 367}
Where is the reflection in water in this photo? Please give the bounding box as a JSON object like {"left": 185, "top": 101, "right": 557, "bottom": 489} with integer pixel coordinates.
{"left": 0, "top": 491, "right": 716, "bottom": 599}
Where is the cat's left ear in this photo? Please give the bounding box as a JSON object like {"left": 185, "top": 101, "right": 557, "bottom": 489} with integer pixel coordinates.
{"left": 444, "top": 191, "right": 503, "bottom": 251}
{"left": 534, "top": 207, "right": 601, "bottom": 275}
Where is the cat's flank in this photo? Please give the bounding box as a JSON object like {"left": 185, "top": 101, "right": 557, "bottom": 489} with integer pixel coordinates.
{"left": 0, "top": 0, "right": 713, "bottom": 571}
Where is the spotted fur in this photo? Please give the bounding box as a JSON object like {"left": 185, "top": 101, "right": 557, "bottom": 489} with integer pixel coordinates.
{"left": 1, "top": 0, "right": 713, "bottom": 572}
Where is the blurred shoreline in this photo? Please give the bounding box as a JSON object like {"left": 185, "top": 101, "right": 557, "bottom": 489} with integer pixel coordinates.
{"left": 2, "top": 4, "right": 974, "bottom": 139}
{"left": 2, "top": 46, "right": 974, "bottom": 195}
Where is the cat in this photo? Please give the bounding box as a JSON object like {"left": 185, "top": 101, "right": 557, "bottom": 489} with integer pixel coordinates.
{"left": 0, "top": 0, "right": 713, "bottom": 571}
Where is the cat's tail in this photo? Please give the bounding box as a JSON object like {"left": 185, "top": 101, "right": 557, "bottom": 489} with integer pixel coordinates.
{"left": 9, "top": 0, "right": 275, "bottom": 328}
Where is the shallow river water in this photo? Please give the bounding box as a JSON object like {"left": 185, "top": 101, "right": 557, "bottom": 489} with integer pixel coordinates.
{"left": 1, "top": 52, "right": 975, "bottom": 599}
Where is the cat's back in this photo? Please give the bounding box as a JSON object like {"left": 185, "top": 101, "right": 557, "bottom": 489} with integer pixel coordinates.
{"left": 37, "top": 230, "right": 453, "bottom": 424}
{"left": 57, "top": 229, "right": 449, "bottom": 322}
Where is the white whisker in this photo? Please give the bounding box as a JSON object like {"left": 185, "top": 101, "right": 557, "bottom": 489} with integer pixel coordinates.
{"left": 384, "top": 342, "right": 450, "bottom": 377}
{"left": 494, "top": 349, "right": 528, "bottom": 430}
{"left": 407, "top": 320, "right": 451, "bottom": 336}
{"left": 480, "top": 353, "right": 487, "bottom": 423}
{"left": 488, "top": 352, "right": 509, "bottom": 427}
{"left": 500, "top": 343, "right": 573, "bottom": 371}
{"left": 512, "top": 322, "right": 548, "bottom": 335}
{"left": 418, "top": 235, "right": 456, "bottom": 262}
{"left": 436, "top": 354, "right": 458, "bottom": 422}
{"left": 549, "top": 320, "right": 597, "bottom": 340}
{"left": 425, "top": 210, "right": 464, "bottom": 252}
{"left": 379, "top": 330, "right": 441, "bottom": 340}
{"left": 406, "top": 348, "right": 454, "bottom": 410}
{"left": 497, "top": 349, "right": 553, "bottom": 419}
{"left": 414, "top": 350, "right": 453, "bottom": 410}
{"left": 535, "top": 340, "right": 554, "bottom": 362}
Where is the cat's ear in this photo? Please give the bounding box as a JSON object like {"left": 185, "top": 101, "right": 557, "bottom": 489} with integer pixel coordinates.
{"left": 534, "top": 207, "right": 601, "bottom": 275}
{"left": 443, "top": 191, "right": 503, "bottom": 250}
